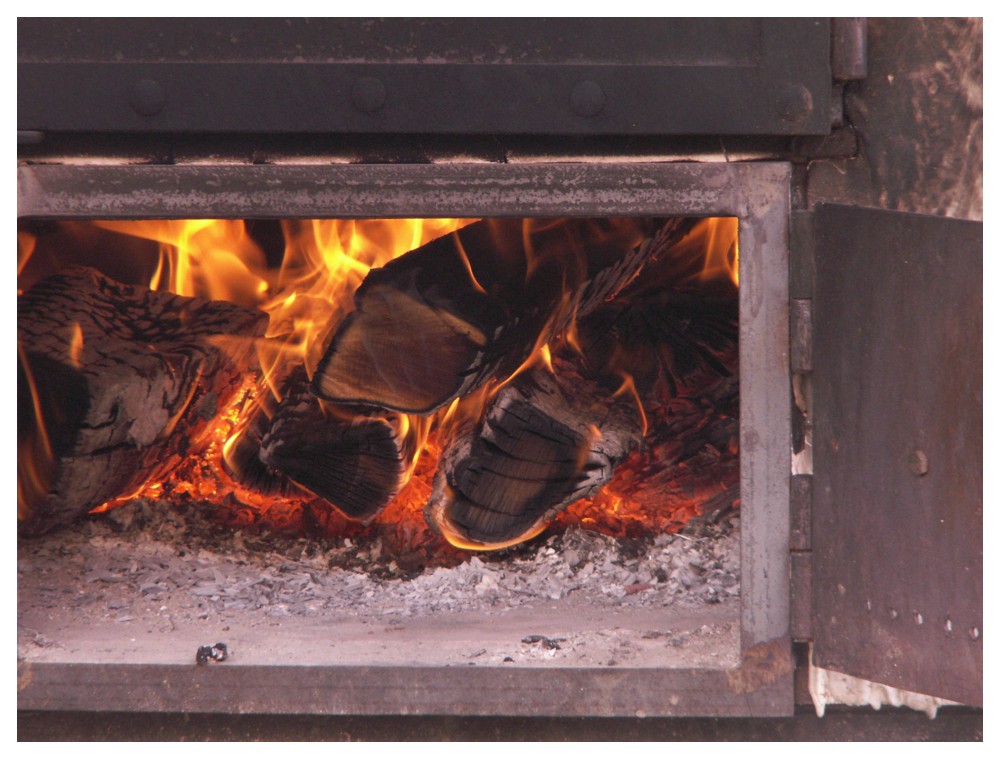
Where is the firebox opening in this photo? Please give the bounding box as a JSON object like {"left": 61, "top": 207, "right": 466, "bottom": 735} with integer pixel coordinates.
{"left": 18, "top": 215, "right": 741, "bottom": 671}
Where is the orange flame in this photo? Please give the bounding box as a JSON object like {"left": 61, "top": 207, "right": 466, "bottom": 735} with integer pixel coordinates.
{"left": 613, "top": 371, "right": 649, "bottom": 436}
{"left": 67, "top": 323, "right": 84, "bottom": 369}
{"left": 17, "top": 344, "right": 55, "bottom": 520}
{"left": 19, "top": 216, "right": 740, "bottom": 552}
{"left": 17, "top": 230, "right": 36, "bottom": 282}
{"left": 682, "top": 217, "right": 739, "bottom": 287}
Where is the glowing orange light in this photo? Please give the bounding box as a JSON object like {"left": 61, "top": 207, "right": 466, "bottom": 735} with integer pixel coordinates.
{"left": 613, "top": 372, "right": 648, "bottom": 436}
{"left": 67, "top": 323, "right": 84, "bottom": 369}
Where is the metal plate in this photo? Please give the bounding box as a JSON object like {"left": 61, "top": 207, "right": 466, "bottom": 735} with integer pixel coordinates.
{"left": 18, "top": 18, "right": 831, "bottom": 136}
{"left": 811, "top": 203, "right": 982, "bottom": 705}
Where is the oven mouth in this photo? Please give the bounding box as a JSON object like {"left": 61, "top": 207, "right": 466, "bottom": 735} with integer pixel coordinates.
{"left": 17, "top": 162, "right": 792, "bottom": 717}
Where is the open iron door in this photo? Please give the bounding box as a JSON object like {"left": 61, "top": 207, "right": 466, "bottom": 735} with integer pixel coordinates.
{"left": 811, "top": 203, "right": 982, "bottom": 706}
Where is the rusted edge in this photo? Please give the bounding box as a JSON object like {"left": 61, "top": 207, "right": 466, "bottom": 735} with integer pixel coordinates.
{"left": 727, "top": 637, "right": 794, "bottom": 694}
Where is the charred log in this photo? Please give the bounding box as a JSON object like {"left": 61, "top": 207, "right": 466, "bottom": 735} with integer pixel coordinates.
{"left": 312, "top": 218, "right": 695, "bottom": 414}
{"left": 425, "top": 367, "right": 644, "bottom": 548}
{"left": 17, "top": 266, "right": 267, "bottom": 535}
{"left": 220, "top": 385, "right": 299, "bottom": 497}
{"left": 224, "top": 372, "right": 416, "bottom": 522}
{"left": 424, "top": 283, "right": 739, "bottom": 549}
{"left": 576, "top": 291, "right": 739, "bottom": 399}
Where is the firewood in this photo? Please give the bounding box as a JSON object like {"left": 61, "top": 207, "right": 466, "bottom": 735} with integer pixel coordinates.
{"left": 575, "top": 291, "right": 739, "bottom": 399}
{"left": 220, "top": 384, "right": 299, "bottom": 497}
{"left": 423, "top": 284, "right": 739, "bottom": 549}
{"left": 223, "top": 372, "right": 416, "bottom": 522}
{"left": 17, "top": 266, "right": 267, "bottom": 535}
{"left": 312, "top": 218, "right": 695, "bottom": 415}
{"left": 425, "top": 366, "right": 645, "bottom": 548}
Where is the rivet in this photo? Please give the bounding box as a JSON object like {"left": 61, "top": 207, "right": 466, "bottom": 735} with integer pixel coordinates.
{"left": 837, "top": 583, "right": 846, "bottom": 596}
{"left": 908, "top": 449, "right": 929, "bottom": 476}
{"left": 888, "top": 607, "right": 899, "bottom": 620}
{"left": 351, "top": 77, "right": 386, "bottom": 114}
{"left": 970, "top": 627, "right": 980, "bottom": 640}
{"left": 865, "top": 599, "right": 873, "bottom": 611}
{"left": 914, "top": 612, "right": 924, "bottom": 625}
{"left": 571, "top": 80, "right": 606, "bottom": 117}
{"left": 945, "top": 618, "right": 953, "bottom": 633}
{"left": 129, "top": 79, "right": 166, "bottom": 117}
{"left": 775, "top": 84, "right": 813, "bottom": 123}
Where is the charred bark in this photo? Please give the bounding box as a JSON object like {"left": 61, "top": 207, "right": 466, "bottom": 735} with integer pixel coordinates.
{"left": 17, "top": 266, "right": 267, "bottom": 535}
{"left": 423, "top": 284, "right": 739, "bottom": 548}
{"left": 223, "top": 373, "right": 415, "bottom": 522}
{"left": 425, "top": 366, "right": 644, "bottom": 548}
{"left": 312, "top": 218, "right": 695, "bottom": 415}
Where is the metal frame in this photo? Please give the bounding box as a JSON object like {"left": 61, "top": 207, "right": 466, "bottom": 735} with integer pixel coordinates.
{"left": 18, "top": 18, "right": 832, "bottom": 137}
{"left": 17, "top": 162, "right": 792, "bottom": 717}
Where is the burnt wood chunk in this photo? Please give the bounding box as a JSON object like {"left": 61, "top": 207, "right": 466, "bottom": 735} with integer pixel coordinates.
{"left": 17, "top": 266, "right": 267, "bottom": 535}
{"left": 312, "top": 218, "right": 694, "bottom": 414}
{"left": 220, "top": 384, "right": 299, "bottom": 498}
{"left": 425, "top": 367, "right": 644, "bottom": 548}
{"left": 223, "top": 373, "right": 414, "bottom": 522}
{"left": 260, "top": 380, "right": 414, "bottom": 522}
{"left": 424, "top": 280, "right": 740, "bottom": 549}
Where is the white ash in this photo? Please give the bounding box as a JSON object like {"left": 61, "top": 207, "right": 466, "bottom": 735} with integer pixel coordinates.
{"left": 18, "top": 500, "right": 739, "bottom": 632}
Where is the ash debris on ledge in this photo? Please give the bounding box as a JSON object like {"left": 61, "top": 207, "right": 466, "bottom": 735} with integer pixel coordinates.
{"left": 18, "top": 500, "right": 739, "bottom": 660}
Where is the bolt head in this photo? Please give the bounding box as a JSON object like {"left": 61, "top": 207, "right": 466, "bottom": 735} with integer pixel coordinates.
{"left": 571, "top": 80, "right": 606, "bottom": 117}
{"left": 776, "top": 84, "right": 813, "bottom": 123}
{"left": 129, "top": 79, "right": 166, "bottom": 117}
{"left": 352, "top": 77, "right": 386, "bottom": 114}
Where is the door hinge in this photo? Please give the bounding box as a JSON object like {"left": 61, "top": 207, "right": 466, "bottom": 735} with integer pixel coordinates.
{"left": 831, "top": 18, "right": 868, "bottom": 82}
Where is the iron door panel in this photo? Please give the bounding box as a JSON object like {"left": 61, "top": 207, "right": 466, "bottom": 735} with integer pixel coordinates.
{"left": 811, "top": 203, "right": 982, "bottom": 705}
{"left": 18, "top": 18, "right": 831, "bottom": 136}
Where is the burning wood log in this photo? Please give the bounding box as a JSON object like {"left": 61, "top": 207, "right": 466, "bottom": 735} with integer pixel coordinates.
{"left": 576, "top": 291, "right": 739, "bottom": 400}
{"left": 312, "top": 218, "right": 695, "bottom": 414}
{"left": 17, "top": 266, "right": 267, "bottom": 535}
{"left": 423, "top": 286, "right": 739, "bottom": 549}
{"left": 425, "top": 366, "right": 645, "bottom": 548}
{"left": 223, "top": 373, "right": 418, "bottom": 522}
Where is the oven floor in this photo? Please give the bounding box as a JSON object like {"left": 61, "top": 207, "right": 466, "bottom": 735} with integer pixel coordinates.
{"left": 18, "top": 502, "right": 740, "bottom": 670}
{"left": 18, "top": 595, "right": 738, "bottom": 669}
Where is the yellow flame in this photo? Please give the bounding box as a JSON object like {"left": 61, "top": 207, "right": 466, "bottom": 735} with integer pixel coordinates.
{"left": 429, "top": 486, "right": 550, "bottom": 551}
{"left": 67, "top": 323, "right": 84, "bottom": 369}
{"left": 17, "top": 343, "right": 55, "bottom": 521}
{"left": 613, "top": 372, "right": 648, "bottom": 436}
{"left": 451, "top": 230, "right": 487, "bottom": 295}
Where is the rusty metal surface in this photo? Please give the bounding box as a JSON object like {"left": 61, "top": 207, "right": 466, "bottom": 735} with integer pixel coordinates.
{"left": 17, "top": 659, "right": 791, "bottom": 718}
{"left": 18, "top": 19, "right": 832, "bottom": 137}
{"left": 16, "top": 706, "right": 984, "bottom": 741}
{"left": 807, "top": 19, "right": 982, "bottom": 221}
{"left": 790, "top": 475, "right": 812, "bottom": 552}
{"left": 790, "top": 553, "right": 812, "bottom": 641}
{"left": 811, "top": 203, "right": 982, "bottom": 705}
{"left": 19, "top": 162, "right": 787, "bottom": 221}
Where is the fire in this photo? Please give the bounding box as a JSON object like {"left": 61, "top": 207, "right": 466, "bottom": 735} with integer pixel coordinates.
{"left": 67, "top": 323, "right": 84, "bottom": 369}
{"left": 18, "top": 216, "right": 739, "bottom": 555}
{"left": 685, "top": 217, "right": 739, "bottom": 287}
{"left": 17, "top": 343, "right": 54, "bottom": 521}
{"left": 613, "top": 372, "right": 649, "bottom": 436}
{"left": 17, "top": 229, "right": 36, "bottom": 282}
